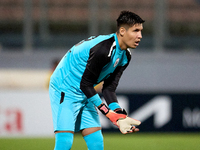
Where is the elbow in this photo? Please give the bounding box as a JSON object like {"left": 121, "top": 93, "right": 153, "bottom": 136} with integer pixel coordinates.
{"left": 80, "top": 80, "right": 86, "bottom": 92}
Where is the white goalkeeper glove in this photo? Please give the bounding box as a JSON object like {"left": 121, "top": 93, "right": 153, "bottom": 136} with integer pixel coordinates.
{"left": 98, "top": 103, "right": 127, "bottom": 126}
{"left": 114, "top": 108, "right": 141, "bottom": 134}
{"left": 98, "top": 104, "right": 141, "bottom": 134}
{"left": 117, "top": 117, "right": 141, "bottom": 134}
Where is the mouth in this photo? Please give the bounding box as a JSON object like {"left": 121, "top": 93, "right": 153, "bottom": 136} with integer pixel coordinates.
{"left": 135, "top": 41, "right": 140, "bottom": 46}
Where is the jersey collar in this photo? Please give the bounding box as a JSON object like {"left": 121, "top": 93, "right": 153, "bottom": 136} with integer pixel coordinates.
{"left": 114, "top": 33, "right": 124, "bottom": 51}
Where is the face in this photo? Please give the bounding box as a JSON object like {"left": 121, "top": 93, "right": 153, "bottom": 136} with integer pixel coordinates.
{"left": 119, "top": 23, "right": 143, "bottom": 49}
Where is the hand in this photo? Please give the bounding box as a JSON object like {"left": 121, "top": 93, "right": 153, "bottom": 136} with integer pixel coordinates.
{"left": 98, "top": 103, "right": 126, "bottom": 126}
{"left": 117, "top": 117, "right": 141, "bottom": 134}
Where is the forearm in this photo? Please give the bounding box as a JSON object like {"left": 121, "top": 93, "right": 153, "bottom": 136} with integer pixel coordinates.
{"left": 80, "top": 84, "right": 102, "bottom": 107}
{"left": 88, "top": 93, "right": 102, "bottom": 107}
{"left": 102, "top": 88, "right": 121, "bottom": 110}
{"left": 102, "top": 66, "right": 126, "bottom": 109}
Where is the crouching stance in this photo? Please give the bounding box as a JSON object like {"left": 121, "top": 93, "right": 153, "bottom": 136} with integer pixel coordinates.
{"left": 49, "top": 10, "right": 144, "bottom": 150}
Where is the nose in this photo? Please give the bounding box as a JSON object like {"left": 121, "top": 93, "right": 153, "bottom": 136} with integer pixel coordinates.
{"left": 138, "top": 31, "right": 142, "bottom": 39}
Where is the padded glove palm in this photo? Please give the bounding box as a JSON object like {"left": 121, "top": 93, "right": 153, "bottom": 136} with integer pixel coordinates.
{"left": 117, "top": 117, "right": 141, "bottom": 134}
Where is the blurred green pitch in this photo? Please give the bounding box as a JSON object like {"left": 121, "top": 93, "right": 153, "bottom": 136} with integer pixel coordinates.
{"left": 0, "top": 133, "right": 200, "bottom": 150}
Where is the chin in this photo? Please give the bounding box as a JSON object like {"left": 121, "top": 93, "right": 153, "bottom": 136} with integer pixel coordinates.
{"left": 127, "top": 44, "right": 137, "bottom": 49}
{"left": 130, "top": 46, "right": 137, "bottom": 49}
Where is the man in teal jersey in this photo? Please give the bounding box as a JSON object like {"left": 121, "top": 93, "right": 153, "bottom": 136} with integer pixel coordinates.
{"left": 49, "top": 10, "right": 144, "bottom": 150}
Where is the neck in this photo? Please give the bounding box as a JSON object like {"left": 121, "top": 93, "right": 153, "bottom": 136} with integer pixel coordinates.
{"left": 116, "top": 32, "right": 127, "bottom": 50}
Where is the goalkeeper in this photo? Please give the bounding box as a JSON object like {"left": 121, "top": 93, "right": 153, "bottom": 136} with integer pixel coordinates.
{"left": 49, "top": 10, "right": 144, "bottom": 150}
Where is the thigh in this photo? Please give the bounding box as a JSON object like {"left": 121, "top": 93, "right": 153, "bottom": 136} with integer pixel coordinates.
{"left": 49, "top": 86, "right": 83, "bottom": 132}
{"left": 81, "top": 127, "right": 101, "bottom": 137}
{"left": 75, "top": 99, "right": 101, "bottom": 132}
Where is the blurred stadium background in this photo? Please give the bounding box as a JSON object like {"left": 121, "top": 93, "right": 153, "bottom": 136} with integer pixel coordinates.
{"left": 0, "top": 0, "right": 200, "bottom": 149}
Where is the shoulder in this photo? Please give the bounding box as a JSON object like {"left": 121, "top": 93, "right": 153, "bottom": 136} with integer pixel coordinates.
{"left": 92, "top": 34, "right": 115, "bottom": 49}
{"left": 90, "top": 34, "right": 116, "bottom": 57}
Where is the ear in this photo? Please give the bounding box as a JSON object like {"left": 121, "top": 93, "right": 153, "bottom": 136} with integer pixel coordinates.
{"left": 119, "top": 27, "right": 126, "bottom": 36}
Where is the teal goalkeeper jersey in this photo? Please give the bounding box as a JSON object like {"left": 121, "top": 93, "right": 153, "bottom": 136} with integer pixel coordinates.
{"left": 50, "top": 33, "right": 131, "bottom": 106}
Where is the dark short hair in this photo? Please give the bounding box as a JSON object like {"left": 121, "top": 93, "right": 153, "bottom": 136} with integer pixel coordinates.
{"left": 117, "top": 11, "right": 145, "bottom": 29}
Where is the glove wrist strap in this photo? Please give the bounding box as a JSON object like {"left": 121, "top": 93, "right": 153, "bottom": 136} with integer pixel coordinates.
{"left": 98, "top": 103, "right": 110, "bottom": 115}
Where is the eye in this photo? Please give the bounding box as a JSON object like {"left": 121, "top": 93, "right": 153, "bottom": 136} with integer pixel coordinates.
{"left": 134, "top": 29, "right": 140, "bottom": 32}
{"left": 133, "top": 28, "right": 143, "bottom": 33}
